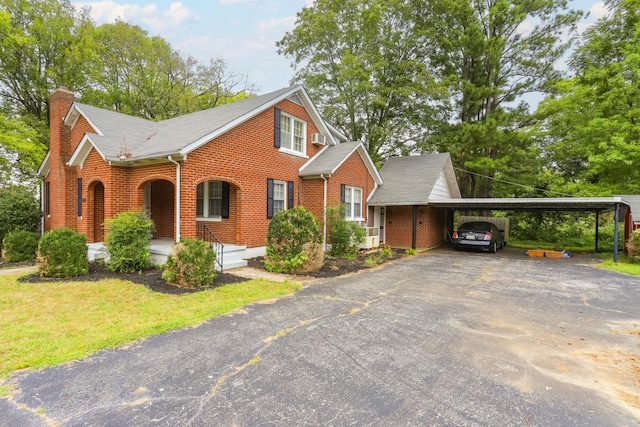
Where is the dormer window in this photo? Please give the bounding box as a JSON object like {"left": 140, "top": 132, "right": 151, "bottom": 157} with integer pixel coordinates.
{"left": 274, "top": 108, "right": 307, "bottom": 157}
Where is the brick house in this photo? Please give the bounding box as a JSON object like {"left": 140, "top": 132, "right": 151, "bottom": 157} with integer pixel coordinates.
{"left": 368, "top": 153, "right": 461, "bottom": 250}
{"left": 37, "top": 85, "right": 383, "bottom": 267}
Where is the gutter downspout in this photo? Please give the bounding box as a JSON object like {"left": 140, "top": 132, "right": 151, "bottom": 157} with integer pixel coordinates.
{"left": 321, "top": 174, "right": 328, "bottom": 250}
{"left": 40, "top": 179, "right": 45, "bottom": 237}
{"left": 614, "top": 202, "right": 620, "bottom": 263}
{"left": 168, "top": 156, "right": 181, "bottom": 242}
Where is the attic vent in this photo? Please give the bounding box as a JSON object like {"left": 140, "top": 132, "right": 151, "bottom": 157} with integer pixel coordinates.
{"left": 311, "top": 133, "right": 326, "bottom": 146}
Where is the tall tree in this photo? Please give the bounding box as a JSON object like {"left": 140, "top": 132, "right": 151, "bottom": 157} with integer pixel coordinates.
{"left": 0, "top": 114, "right": 43, "bottom": 188}
{"left": 538, "top": 0, "right": 640, "bottom": 196}
{"left": 82, "top": 20, "right": 256, "bottom": 120}
{"left": 0, "top": 0, "right": 95, "bottom": 132}
{"left": 277, "top": 0, "right": 446, "bottom": 166}
{"left": 423, "top": 0, "right": 583, "bottom": 198}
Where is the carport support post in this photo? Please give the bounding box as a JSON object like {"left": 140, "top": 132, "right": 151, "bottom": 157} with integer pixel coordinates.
{"left": 614, "top": 203, "right": 620, "bottom": 263}
{"left": 595, "top": 211, "right": 599, "bottom": 253}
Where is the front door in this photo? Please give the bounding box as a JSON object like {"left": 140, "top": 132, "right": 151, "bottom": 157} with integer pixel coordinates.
{"left": 374, "top": 206, "right": 386, "bottom": 244}
{"left": 93, "top": 182, "right": 105, "bottom": 242}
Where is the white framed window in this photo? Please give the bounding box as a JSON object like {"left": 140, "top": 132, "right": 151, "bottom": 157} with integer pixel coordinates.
{"left": 280, "top": 113, "right": 307, "bottom": 156}
{"left": 343, "top": 186, "right": 363, "bottom": 221}
{"left": 273, "top": 180, "right": 286, "bottom": 216}
{"left": 197, "top": 181, "right": 225, "bottom": 219}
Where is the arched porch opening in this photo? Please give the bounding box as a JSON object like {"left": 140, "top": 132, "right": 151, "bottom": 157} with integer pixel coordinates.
{"left": 88, "top": 180, "right": 105, "bottom": 243}
{"left": 141, "top": 179, "right": 175, "bottom": 240}
{"left": 194, "top": 179, "right": 240, "bottom": 245}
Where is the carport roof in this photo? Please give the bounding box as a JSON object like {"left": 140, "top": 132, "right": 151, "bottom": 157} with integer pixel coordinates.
{"left": 428, "top": 196, "right": 628, "bottom": 214}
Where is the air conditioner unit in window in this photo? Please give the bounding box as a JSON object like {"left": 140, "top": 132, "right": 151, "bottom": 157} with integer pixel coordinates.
{"left": 311, "top": 133, "right": 326, "bottom": 145}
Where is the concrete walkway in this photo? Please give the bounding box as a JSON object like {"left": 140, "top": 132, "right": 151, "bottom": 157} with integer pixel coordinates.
{"left": 0, "top": 265, "right": 36, "bottom": 276}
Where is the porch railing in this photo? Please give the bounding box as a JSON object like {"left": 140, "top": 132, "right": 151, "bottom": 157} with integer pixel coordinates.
{"left": 196, "top": 223, "right": 224, "bottom": 271}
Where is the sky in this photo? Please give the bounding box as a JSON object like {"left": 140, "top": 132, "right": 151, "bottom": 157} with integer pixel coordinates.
{"left": 72, "top": 0, "right": 609, "bottom": 95}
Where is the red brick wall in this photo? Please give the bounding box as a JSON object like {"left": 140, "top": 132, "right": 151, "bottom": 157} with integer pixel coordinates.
{"left": 180, "top": 99, "right": 325, "bottom": 248}
{"left": 385, "top": 206, "right": 445, "bottom": 249}
{"left": 300, "top": 179, "right": 325, "bottom": 226}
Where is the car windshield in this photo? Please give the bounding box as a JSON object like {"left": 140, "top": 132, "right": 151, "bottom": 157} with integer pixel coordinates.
{"left": 459, "top": 222, "right": 492, "bottom": 232}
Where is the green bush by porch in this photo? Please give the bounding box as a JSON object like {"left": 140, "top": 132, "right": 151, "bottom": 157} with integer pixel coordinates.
{"left": 105, "top": 211, "right": 154, "bottom": 273}
{"left": 265, "top": 206, "right": 323, "bottom": 274}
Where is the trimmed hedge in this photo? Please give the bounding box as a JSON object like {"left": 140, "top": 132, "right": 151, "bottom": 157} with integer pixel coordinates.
{"left": 2, "top": 229, "right": 39, "bottom": 262}
{"left": 37, "top": 228, "right": 88, "bottom": 278}
{"left": 163, "top": 238, "right": 217, "bottom": 288}
{"left": 105, "top": 211, "right": 154, "bottom": 273}
{"left": 265, "top": 206, "right": 323, "bottom": 274}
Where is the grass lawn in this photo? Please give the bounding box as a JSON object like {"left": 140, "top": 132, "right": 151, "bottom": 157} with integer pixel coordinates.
{"left": 0, "top": 273, "right": 301, "bottom": 381}
{"left": 595, "top": 257, "right": 640, "bottom": 276}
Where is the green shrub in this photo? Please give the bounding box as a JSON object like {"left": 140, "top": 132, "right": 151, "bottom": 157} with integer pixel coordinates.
{"left": 380, "top": 245, "right": 393, "bottom": 259}
{"left": 405, "top": 248, "right": 418, "bottom": 256}
{"left": 37, "top": 228, "right": 88, "bottom": 278}
{"left": 104, "top": 211, "right": 154, "bottom": 273}
{"left": 265, "top": 206, "right": 324, "bottom": 274}
{"left": 364, "top": 254, "right": 381, "bottom": 267}
{"left": 162, "top": 238, "right": 217, "bottom": 288}
{"left": 627, "top": 229, "right": 640, "bottom": 261}
{"left": 0, "top": 186, "right": 42, "bottom": 251}
{"left": 327, "top": 205, "right": 365, "bottom": 257}
{"left": 2, "top": 229, "right": 39, "bottom": 262}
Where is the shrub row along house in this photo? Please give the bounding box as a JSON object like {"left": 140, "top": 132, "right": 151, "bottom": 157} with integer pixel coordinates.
{"left": 37, "top": 86, "right": 461, "bottom": 268}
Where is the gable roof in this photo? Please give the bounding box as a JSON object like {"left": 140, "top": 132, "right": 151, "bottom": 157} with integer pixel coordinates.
{"left": 65, "top": 85, "right": 343, "bottom": 167}
{"left": 620, "top": 195, "right": 640, "bottom": 222}
{"left": 368, "top": 153, "right": 461, "bottom": 206}
{"left": 298, "top": 140, "right": 382, "bottom": 185}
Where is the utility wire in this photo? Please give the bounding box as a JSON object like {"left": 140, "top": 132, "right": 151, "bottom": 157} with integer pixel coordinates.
{"left": 452, "top": 167, "right": 574, "bottom": 198}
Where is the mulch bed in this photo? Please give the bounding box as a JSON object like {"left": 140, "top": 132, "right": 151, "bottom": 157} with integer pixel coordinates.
{"left": 246, "top": 248, "right": 407, "bottom": 278}
{"left": 16, "top": 262, "right": 249, "bottom": 295}
{"left": 9, "top": 248, "right": 408, "bottom": 295}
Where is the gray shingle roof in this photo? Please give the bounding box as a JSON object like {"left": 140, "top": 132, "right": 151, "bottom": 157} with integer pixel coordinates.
{"left": 368, "top": 153, "right": 459, "bottom": 206}
{"left": 620, "top": 195, "right": 640, "bottom": 221}
{"left": 70, "top": 86, "right": 304, "bottom": 162}
{"left": 299, "top": 141, "right": 361, "bottom": 176}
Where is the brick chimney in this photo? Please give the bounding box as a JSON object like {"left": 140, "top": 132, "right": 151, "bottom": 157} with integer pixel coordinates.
{"left": 47, "top": 87, "right": 77, "bottom": 230}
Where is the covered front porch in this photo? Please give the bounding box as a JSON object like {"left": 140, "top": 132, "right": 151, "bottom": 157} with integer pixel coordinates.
{"left": 87, "top": 238, "right": 254, "bottom": 271}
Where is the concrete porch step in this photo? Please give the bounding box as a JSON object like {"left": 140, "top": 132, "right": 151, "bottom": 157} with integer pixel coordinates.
{"left": 88, "top": 240, "right": 258, "bottom": 271}
{"left": 215, "top": 244, "right": 248, "bottom": 270}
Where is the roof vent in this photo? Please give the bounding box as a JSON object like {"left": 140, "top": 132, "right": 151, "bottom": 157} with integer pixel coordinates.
{"left": 312, "top": 133, "right": 326, "bottom": 146}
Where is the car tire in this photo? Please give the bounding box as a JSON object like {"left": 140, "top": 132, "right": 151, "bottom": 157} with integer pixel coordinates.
{"left": 490, "top": 242, "right": 497, "bottom": 253}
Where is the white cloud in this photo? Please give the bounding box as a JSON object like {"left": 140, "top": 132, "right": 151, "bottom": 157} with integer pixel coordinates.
{"left": 258, "top": 16, "right": 296, "bottom": 33}
{"left": 589, "top": 2, "right": 608, "bottom": 19}
{"left": 74, "top": 1, "right": 157, "bottom": 23}
{"left": 219, "top": 0, "right": 257, "bottom": 4}
{"left": 74, "top": 1, "right": 199, "bottom": 32}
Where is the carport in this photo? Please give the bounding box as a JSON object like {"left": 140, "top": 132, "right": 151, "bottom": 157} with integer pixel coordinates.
{"left": 429, "top": 197, "right": 629, "bottom": 262}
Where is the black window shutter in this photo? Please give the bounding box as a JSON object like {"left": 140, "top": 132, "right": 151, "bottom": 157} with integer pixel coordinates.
{"left": 267, "top": 178, "right": 274, "bottom": 219}
{"left": 340, "top": 184, "right": 346, "bottom": 203}
{"left": 77, "top": 178, "right": 83, "bottom": 217}
{"left": 287, "top": 181, "right": 294, "bottom": 209}
{"left": 274, "top": 108, "right": 281, "bottom": 148}
{"left": 221, "top": 182, "right": 230, "bottom": 219}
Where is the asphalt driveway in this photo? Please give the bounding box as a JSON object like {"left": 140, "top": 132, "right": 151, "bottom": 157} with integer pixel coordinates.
{"left": 3, "top": 248, "right": 640, "bottom": 426}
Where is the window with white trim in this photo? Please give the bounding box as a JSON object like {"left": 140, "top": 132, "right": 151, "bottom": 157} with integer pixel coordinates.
{"left": 196, "top": 181, "right": 228, "bottom": 219}
{"left": 343, "top": 186, "right": 363, "bottom": 221}
{"left": 273, "top": 181, "right": 286, "bottom": 216}
{"left": 280, "top": 113, "right": 306, "bottom": 155}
